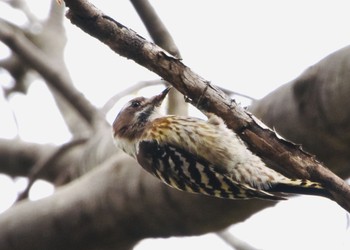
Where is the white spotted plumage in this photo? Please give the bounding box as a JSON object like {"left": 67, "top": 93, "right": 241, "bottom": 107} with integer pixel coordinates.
{"left": 142, "top": 114, "right": 285, "bottom": 190}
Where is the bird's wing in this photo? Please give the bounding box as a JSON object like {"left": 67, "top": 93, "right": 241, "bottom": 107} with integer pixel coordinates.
{"left": 141, "top": 116, "right": 235, "bottom": 175}
{"left": 137, "top": 140, "right": 285, "bottom": 201}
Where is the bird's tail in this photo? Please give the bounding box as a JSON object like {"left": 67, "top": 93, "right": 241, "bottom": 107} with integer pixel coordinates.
{"left": 268, "top": 178, "right": 332, "bottom": 199}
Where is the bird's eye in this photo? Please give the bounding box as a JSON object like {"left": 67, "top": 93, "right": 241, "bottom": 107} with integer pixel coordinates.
{"left": 130, "top": 101, "right": 141, "bottom": 108}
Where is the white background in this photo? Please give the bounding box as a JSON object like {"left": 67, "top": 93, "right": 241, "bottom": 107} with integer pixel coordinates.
{"left": 1, "top": 1, "right": 350, "bottom": 249}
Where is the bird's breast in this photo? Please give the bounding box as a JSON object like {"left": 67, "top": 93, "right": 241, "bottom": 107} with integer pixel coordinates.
{"left": 115, "top": 137, "right": 138, "bottom": 158}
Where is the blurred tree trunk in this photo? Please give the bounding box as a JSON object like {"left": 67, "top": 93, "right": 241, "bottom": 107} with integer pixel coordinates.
{"left": 0, "top": 1, "right": 349, "bottom": 250}
{"left": 249, "top": 45, "right": 350, "bottom": 178}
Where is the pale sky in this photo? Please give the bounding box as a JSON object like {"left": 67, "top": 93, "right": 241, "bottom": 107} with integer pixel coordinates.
{"left": 1, "top": 1, "right": 350, "bottom": 249}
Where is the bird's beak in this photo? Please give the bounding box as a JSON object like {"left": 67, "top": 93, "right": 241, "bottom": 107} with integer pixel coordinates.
{"left": 149, "top": 86, "right": 172, "bottom": 107}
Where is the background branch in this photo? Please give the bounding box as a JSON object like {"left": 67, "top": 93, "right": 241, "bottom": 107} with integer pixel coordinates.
{"left": 0, "top": 139, "right": 55, "bottom": 177}
{"left": 0, "top": 152, "right": 275, "bottom": 250}
{"left": 16, "top": 138, "right": 88, "bottom": 201}
{"left": 0, "top": 1, "right": 98, "bottom": 136}
{"left": 101, "top": 79, "right": 167, "bottom": 114}
{"left": 249, "top": 45, "right": 350, "bottom": 179}
{"left": 217, "top": 230, "right": 260, "bottom": 250}
{"left": 130, "top": 0, "right": 180, "bottom": 58}
{"left": 0, "top": 19, "right": 100, "bottom": 126}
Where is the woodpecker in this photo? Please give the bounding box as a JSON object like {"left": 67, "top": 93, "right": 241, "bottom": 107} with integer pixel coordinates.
{"left": 112, "top": 87, "right": 330, "bottom": 200}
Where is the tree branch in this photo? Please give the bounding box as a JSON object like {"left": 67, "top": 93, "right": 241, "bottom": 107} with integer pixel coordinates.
{"left": 0, "top": 18, "right": 101, "bottom": 128}
{"left": 63, "top": 0, "right": 350, "bottom": 211}
{"left": 0, "top": 153, "right": 274, "bottom": 250}
{"left": 0, "top": 136, "right": 87, "bottom": 185}
{"left": 217, "top": 230, "right": 260, "bottom": 250}
{"left": 16, "top": 138, "right": 88, "bottom": 202}
{"left": 130, "top": 0, "right": 180, "bottom": 58}
{"left": 130, "top": 0, "right": 187, "bottom": 115}
{"left": 101, "top": 79, "right": 166, "bottom": 114}
{"left": 0, "top": 139, "right": 55, "bottom": 177}
{"left": 0, "top": 1, "right": 94, "bottom": 136}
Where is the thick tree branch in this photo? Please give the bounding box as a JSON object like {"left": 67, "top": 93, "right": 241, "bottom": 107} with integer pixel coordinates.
{"left": 17, "top": 138, "right": 88, "bottom": 201}
{"left": 0, "top": 120, "right": 275, "bottom": 250}
{"left": 0, "top": 139, "right": 55, "bottom": 177}
{"left": 0, "top": 129, "right": 276, "bottom": 250}
{"left": 0, "top": 155, "right": 140, "bottom": 250}
{"left": 0, "top": 153, "right": 274, "bottom": 250}
{"left": 0, "top": 138, "right": 89, "bottom": 184}
{"left": 63, "top": 0, "right": 350, "bottom": 211}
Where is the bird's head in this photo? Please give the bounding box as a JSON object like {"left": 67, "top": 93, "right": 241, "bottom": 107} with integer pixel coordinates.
{"left": 113, "top": 86, "right": 171, "bottom": 141}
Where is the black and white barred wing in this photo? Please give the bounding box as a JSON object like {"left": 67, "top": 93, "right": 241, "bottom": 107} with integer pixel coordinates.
{"left": 137, "top": 140, "right": 284, "bottom": 200}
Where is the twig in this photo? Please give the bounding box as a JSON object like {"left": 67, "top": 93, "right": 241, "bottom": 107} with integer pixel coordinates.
{"left": 0, "top": 88, "right": 20, "bottom": 138}
{"left": 101, "top": 79, "right": 167, "bottom": 114}
{"left": 16, "top": 138, "right": 88, "bottom": 202}
{"left": 220, "top": 86, "right": 257, "bottom": 102}
{"left": 217, "top": 230, "right": 261, "bottom": 250}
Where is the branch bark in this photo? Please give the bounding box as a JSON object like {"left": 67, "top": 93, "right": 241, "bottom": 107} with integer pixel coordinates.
{"left": 130, "top": 0, "right": 188, "bottom": 116}
{"left": 63, "top": 0, "right": 350, "bottom": 211}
